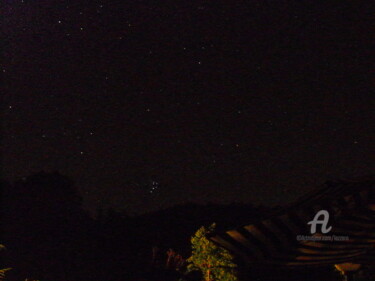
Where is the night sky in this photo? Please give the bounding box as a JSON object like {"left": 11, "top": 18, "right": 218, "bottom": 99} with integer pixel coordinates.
{"left": 3, "top": 1, "right": 374, "bottom": 214}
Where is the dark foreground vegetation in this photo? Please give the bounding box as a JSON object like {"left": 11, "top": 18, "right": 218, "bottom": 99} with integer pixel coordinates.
{"left": 1, "top": 172, "right": 374, "bottom": 281}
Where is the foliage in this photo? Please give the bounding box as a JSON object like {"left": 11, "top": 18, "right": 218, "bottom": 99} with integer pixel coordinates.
{"left": 0, "top": 245, "right": 11, "bottom": 280}
{"left": 186, "top": 223, "right": 238, "bottom": 281}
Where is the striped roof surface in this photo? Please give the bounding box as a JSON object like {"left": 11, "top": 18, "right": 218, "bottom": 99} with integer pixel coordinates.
{"left": 208, "top": 177, "right": 375, "bottom": 267}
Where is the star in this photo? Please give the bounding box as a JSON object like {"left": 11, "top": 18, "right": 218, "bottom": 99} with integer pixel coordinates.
{"left": 3, "top": 0, "right": 372, "bottom": 217}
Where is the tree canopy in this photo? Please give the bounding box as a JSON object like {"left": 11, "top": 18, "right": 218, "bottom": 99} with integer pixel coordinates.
{"left": 187, "top": 223, "right": 238, "bottom": 281}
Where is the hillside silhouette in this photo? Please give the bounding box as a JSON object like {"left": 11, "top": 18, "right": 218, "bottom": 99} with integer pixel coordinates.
{"left": 2, "top": 172, "right": 372, "bottom": 281}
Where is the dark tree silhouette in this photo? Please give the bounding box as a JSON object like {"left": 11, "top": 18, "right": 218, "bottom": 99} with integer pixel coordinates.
{"left": 2, "top": 172, "right": 93, "bottom": 281}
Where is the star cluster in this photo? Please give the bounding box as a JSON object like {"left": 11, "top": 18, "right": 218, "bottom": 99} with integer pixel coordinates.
{"left": 3, "top": 0, "right": 374, "bottom": 214}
